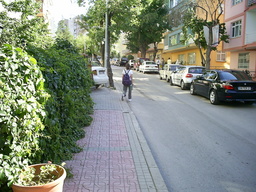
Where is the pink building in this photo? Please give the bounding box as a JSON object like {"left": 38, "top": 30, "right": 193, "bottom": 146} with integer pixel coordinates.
{"left": 223, "top": 0, "right": 256, "bottom": 79}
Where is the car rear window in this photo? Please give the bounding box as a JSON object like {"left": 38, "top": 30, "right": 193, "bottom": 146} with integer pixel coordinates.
{"left": 147, "top": 62, "right": 156, "bottom": 64}
{"left": 219, "top": 71, "right": 252, "bottom": 81}
{"left": 188, "top": 67, "right": 204, "bottom": 74}
{"left": 170, "top": 66, "right": 179, "bottom": 71}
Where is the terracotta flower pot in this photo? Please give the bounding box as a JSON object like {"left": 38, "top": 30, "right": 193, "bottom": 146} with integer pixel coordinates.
{"left": 12, "top": 163, "right": 66, "bottom": 192}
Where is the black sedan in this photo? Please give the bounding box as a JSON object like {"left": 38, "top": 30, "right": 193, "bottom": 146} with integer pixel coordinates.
{"left": 190, "top": 69, "right": 256, "bottom": 105}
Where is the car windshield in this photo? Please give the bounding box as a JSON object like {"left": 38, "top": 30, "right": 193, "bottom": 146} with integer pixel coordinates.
{"left": 188, "top": 67, "right": 204, "bottom": 73}
{"left": 219, "top": 71, "right": 252, "bottom": 81}
{"left": 91, "top": 61, "right": 101, "bottom": 66}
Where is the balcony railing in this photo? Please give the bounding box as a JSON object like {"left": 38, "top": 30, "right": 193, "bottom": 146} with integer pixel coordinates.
{"left": 248, "top": 0, "right": 256, "bottom": 6}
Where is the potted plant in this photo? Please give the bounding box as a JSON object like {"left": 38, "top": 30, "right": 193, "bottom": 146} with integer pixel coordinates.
{"left": 12, "top": 162, "right": 66, "bottom": 192}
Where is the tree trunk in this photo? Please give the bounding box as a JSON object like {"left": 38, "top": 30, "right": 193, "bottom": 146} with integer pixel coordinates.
{"left": 107, "top": 25, "right": 114, "bottom": 88}
{"left": 153, "top": 42, "right": 158, "bottom": 61}
{"left": 104, "top": 12, "right": 114, "bottom": 88}
{"left": 198, "top": 44, "right": 206, "bottom": 67}
{"left": 205, "top": 25, "right": 213, "bottom": 70}
{"left": 140, "top": 45, "right": 147, "bottom": 58}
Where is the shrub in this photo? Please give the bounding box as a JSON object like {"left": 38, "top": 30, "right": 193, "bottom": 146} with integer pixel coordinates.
{"left": 0, "top": 44, "right": 48, "bottom": 190}
{"left": 27, "top": 39, "right": 94, "bottom": 163}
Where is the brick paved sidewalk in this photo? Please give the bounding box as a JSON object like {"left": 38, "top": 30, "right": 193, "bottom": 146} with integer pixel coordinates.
{"left": 63, "top": 86, "right": 168, "bottom": 192}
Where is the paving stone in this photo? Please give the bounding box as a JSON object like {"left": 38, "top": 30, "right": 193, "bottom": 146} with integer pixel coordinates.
{"left": 63, "top": 85, "right": 168, "bottom": 192}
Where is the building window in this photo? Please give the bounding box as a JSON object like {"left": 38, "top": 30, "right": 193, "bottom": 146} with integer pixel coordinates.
{"left": 178, "top": 54, "right": 185, "bottom": 64}
{"left": 232, "top": 0, "right": 243, "bottom": 6}
{"left": 238, "top": 53, "right": 249, "bottom": 69}
{"left": 216, "top": 51, "right": 226, "bottom": 62}
{"left": 231, "top": 20, "right": 242, "bottom": 37}
{"left": 188, "top": 53, "right": 196, "bottom": 64}
{"left": 169, "top": 34, "right": 178, "bottom": 46}
{"left": 178, "top": 32, "right": 185, "bottom": 43}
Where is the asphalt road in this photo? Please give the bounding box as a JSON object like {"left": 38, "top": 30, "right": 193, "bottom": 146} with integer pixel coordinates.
{"left": 112, "top": 66, "right": 256, "bottom": 192}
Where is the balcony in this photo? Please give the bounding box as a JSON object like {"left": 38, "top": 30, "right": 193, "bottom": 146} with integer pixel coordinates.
{"left": 245, "top": 31, "right": 256, "bottom": 44}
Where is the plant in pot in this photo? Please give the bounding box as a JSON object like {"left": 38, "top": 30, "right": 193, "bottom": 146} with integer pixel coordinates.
{"left": 12, "top": 162, "right": 66, "bottom": 192}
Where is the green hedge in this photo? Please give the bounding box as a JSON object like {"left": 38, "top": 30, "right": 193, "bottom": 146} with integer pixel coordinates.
{"left": 0, "top": 40, "right": 94, "bottom": 191}
{"left": 0, "top": 45, "right": 48, "bottom": 190}
{"left": 28, "top": 39, "right": 94, "bottom": 162}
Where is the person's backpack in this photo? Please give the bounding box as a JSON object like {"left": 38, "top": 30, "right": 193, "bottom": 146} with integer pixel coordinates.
{"left": 122, "top": 70, "right": 132, "bottom": 86}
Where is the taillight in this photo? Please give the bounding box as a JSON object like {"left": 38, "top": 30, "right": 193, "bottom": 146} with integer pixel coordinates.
{"left": 222, "top": 84, "right": 234, "bottom": 90}
{"left": 186, "top": 73, "right": 193, "bottom": 78}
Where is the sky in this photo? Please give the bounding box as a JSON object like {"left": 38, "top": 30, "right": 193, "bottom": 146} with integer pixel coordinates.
{"left": 52, "top": 0, "right": 89, "bottom": 20}
{"left": 49, "top": 0, "right": 89, "bottom": 34}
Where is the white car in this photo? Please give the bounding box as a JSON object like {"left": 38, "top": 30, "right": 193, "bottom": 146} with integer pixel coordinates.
{"left": 139, "top": 61, "right": 159, "bottom": 73}
{"left": 170, "top": 66, "right": 205, "bottom": 90}
{"left": 129, "top": 59, "right": 135, "bottom": 68}
{"left": 91, "top": 66, "right": 109, "bottom": 88}
{"left": 159, "top": 64, "right": 181, "bottom": 82}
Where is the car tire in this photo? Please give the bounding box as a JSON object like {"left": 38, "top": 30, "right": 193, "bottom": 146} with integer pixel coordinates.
{"left": 160, "top": 76, "right": 162, "bottom": 80}
{"left": 170, "top": 78, "right": 174, "bottom": 86}
{"left": 166, "top": 77, "right": 169, "bottom": 82}
{"left": 190, "top": 84, "right": 196, "bottom": 95}
{"left": 180, "top": 81, "right": 186, "bottom": 90}
{"left": 209, "top": 89, "right": 219, "bottom": 105}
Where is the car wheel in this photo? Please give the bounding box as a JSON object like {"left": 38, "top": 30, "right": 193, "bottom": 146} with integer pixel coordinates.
{"left": 190, "top": 84, "right": 196, "bottom": 95}
{"left": 166, "top": 77, "right": 169, "bottom": 82}
{"left": 209, "top": 89, "right": 219, "bottom": 105}
{"left": 160, "top": 76, "right": 162, "bottom": 80}
{"left": 170, "top": 78, "right": 174, "bottom": 86}
{"left": 180, "top": 81, "right": 186, "bottom": 90}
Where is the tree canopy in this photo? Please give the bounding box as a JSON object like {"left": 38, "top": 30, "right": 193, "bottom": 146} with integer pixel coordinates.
{"left": 126, "top": 0, "right": 170, "bottom": 58}
{"left": 181, "top": 0, "right": 229, "bottom": 69}
{"left": 0, "top": 0, "right": 49, "bottom": 48}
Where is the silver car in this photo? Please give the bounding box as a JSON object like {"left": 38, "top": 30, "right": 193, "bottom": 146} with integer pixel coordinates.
{"left": 170, "top": 66, "right": 205, "bottom": 90}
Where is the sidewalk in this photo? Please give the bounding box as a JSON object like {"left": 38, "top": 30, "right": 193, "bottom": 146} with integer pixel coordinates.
{"left": 63, "top": 83, "right": 168, "bottom": 192}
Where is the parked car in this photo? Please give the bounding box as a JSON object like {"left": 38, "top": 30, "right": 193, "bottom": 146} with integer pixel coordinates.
{"left": 129, "top": 59, "right": 135, "bottom": 68}
{"left": 170, "top": 66, "right": 205, "bottom": 89}
{"left": 190, "top": 69, "right": 256, "bottom": 105}
{"left": 134, "top": 58, "right": 149, "bottom": 71}
{"left": 119, "top": 57, "right": 129, "bottom": 66}
{"left": 139, "top": 61, "right": 159, "bottom": 73}
{"left": 159, "top": 64, "right": 181, "bottom": 82}
{"left": 91, "top": 65, "right": 108, "bottom": 88}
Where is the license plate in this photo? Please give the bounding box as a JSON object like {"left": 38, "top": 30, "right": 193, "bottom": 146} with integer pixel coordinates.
{"left": 238, "top": 87, "right": 251, "bottom": 90}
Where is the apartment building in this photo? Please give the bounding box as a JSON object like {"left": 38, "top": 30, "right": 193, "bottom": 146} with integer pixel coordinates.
{"left": 223, "top": 0, "right": 256, "bottom": 78}
{"left": 160, "top": 0, "right": 228, "bottom": 69}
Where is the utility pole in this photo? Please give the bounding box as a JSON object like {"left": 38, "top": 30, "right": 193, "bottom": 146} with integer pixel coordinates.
{"left": 104, "top": 0, "right": 109, "bottom": 70}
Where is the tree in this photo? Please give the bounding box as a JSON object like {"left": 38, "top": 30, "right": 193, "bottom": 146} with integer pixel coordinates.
{"left": 181, "top": 0, "right": 229, "bottom": 70}
{"left": 55, "top": 20, "right": 74, "bottom": 42}
{"left": 78, "top": 0, "right": 137, "bottom": 88}
{"left": 0, "top": 0, "right": 49, "bottom": 48}
{"left": 125, "top": 0, "right": 170, "bottom": 60}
